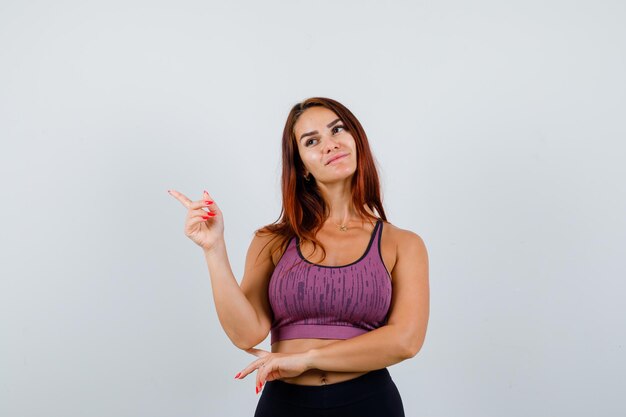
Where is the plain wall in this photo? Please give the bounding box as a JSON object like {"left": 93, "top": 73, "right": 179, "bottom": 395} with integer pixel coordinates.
{"left": 1, "top": 0, "right": 624, "bottom": 416}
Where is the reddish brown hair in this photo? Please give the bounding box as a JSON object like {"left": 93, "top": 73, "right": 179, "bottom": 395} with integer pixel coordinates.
{"left": 256, "top": 97, "right": 388, "bottom": 263}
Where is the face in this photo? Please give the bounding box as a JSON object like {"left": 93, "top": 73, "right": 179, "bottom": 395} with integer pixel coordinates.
{"left": 293, "top": 106, "right": 357, "bottom": 184}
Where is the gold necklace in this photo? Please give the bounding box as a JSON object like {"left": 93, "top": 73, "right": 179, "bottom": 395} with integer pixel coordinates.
{"left": 332, "top": 219, "right": 350, "bottom": 232}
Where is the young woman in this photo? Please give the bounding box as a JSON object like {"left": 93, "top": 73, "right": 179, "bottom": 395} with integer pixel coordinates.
{"left": 168, "top": 97, "right": 429, "bottom": 416}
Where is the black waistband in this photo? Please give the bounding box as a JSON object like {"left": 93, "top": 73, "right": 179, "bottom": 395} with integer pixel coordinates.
{"left": 261, "top": 368, "right": 395, "bottom": 408}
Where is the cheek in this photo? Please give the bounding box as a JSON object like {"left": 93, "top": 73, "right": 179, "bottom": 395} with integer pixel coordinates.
{"left": 343, "top": 133, "right": 356, "bottom": 148}
{"left": 298, "top": 149, "right": 316, "bottom": 165}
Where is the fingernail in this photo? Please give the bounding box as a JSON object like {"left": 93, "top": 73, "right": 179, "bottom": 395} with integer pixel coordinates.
{"left": 204, "top": 190, "right": 209, "bottom": 195}
{"left": 204, "top": 200, "right": 213, "bottom": 205}
{"left": 256, "top": 386, "right": 259, "bottom": 394}
{"left": 202, "top": 215, "right": 209, "bottom": 220}
{"left": 234, "top": 372, "right": 241, "bottom": 379}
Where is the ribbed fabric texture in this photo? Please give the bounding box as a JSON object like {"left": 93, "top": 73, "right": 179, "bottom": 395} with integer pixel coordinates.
{"left": 269, "top": 219, "right": 392, "bottom": 345}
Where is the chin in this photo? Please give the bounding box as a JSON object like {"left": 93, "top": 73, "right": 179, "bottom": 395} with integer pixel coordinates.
{"left": 324, "top": 172, "right": 356, "bottom": 183}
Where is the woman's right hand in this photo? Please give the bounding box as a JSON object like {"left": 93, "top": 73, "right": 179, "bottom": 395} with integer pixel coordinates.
{"left": 168, "top": 189, "right": 224, "bottom": 252}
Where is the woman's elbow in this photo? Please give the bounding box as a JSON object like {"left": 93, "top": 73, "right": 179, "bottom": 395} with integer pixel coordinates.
{"left": 401, "top": 336, "right": 424, "bottom": 359}
{"left": 232, "top": 330, "right": 269, "bottom": 351}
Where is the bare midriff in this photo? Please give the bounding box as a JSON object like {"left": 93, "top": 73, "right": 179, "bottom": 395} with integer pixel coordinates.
{"left": 271, "top": 338, "right": 368, "bottom": 386}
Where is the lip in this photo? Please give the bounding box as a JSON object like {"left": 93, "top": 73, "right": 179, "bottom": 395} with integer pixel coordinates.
{"left": 326, "top": 153, "right": 349, "bottom": 165}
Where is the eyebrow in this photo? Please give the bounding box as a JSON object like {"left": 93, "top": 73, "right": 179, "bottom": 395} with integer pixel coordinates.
{"left": 299, "top": 118, "right": 342, "bottom": 142}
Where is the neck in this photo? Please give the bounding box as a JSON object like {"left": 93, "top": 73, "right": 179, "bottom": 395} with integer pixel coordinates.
{"left": 316, "top": 181, "right": 376, "bottom": 228}
{"left": 327, "top": 198, "right": 356, "bottom": 224}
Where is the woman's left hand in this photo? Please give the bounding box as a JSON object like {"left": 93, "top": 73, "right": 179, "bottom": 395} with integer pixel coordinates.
{"left": 235, "top": 347, "right": 312, "bottom": 393}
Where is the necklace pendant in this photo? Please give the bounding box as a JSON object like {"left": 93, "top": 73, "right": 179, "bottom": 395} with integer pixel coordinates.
{"left": 339, "top": 225, "right": 348, "bottom": 232}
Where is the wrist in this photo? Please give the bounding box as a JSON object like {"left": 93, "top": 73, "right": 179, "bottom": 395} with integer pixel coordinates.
{"left": 304, "top": 348, "right": 318, "bottom": 371}
{"left": 203, "top": 239, "right": 226, "bottom": 258}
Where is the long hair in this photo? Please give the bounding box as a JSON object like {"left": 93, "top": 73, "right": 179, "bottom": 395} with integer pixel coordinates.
{"left": 256, "top": 97, "right": 387, "bottom": 264}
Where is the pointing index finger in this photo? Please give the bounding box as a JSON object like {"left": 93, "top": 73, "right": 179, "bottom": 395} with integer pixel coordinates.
{"left": 167, "top": 189, "right": 193, "bottom": 209}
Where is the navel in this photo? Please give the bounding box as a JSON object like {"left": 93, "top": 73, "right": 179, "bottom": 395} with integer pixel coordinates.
{"left": 319, "top": 372, "right": 328, "bottom": 385}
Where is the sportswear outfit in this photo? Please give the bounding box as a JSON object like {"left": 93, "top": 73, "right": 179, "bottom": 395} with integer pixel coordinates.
{"left": 254, "top": 220, "right": 405, "bottom": 416}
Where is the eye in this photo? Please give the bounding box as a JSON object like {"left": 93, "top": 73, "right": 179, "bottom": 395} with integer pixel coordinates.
{"left": 305, "top": 138, "right": 318, "bottom": 147}
{"left": 304, "top": 125, "right": 345, "bottom": 147}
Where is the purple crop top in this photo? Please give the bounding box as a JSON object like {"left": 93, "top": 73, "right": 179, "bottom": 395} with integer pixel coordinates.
{"left": 268, "top": 219, "right": 392, "bottom": 345}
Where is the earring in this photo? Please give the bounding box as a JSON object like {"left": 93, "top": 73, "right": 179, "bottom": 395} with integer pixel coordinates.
{"left": 304, "top": 173, "right": 311, "bottom": 181}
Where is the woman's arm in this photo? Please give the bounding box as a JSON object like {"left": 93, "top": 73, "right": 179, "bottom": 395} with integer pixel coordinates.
{"left": 168, "top": 189, "right": 273, "bottom": 350}
{"left": 305, "top": 231, "right": 430, "bottom": 372}
{"left": 204, "top": 233, "right": 275, "bottom": 350}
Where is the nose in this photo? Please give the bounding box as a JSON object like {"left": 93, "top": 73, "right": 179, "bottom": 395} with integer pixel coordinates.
{"left": 322, "top": 134, "right": 341, "bottom": 153}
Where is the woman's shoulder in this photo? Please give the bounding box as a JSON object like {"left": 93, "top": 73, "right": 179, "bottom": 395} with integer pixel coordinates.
{"left": 378, "top": 221, "right": 427, "bottom": 276}
{"left": 381, "top": 220, "right": 426, "bottom": 247}
{"left": 252, "top": 225, "right": 294, "bottom": 266}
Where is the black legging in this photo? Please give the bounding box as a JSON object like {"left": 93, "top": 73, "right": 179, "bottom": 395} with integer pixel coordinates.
{"left": 254, "top": 368, "right": 405, "bottom": 417}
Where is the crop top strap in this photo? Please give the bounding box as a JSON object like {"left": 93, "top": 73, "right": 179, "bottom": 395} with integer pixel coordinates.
{"left": 368, "top": 218, "right": 383, "bottom": 258}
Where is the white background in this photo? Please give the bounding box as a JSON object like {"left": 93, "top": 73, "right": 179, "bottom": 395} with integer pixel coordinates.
{"left": 1, "top": 0, "right": 624, "bottom": 416}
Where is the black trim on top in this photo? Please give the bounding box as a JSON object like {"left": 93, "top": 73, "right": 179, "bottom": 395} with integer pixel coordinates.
{"left": 296, "top": 219, "right": 381, "bottom": 268}
{"left": 272, "top": 236, "right": 295, "bottom": 268}
{"left": 377, "top": 220, "right": 392, "bottom": 280}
